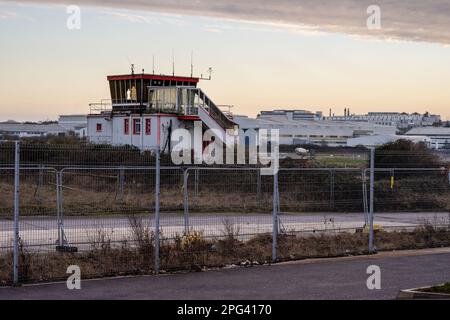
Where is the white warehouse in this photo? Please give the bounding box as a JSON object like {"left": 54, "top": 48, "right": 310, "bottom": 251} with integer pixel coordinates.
{"left": 233, "top": 115, "right": 397, "bottom": 147}
{"left": 405, "top": 127, "right": 450, "bottom": 149}
{"left": 0, "top": 121, "right": 68, "bottom": 138}
{"left": 58, "top": 115, "right": 87, "bottom": 137}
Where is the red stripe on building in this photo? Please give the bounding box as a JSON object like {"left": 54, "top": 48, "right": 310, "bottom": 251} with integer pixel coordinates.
{"left": 107, "top": 74, "right": 199, "bottom": 83}
{"left": 178, "top": 115, "right": 201, "bottom": 121}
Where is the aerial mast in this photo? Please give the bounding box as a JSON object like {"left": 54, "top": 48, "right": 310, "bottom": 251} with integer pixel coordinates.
{"left": 190, "top": 50, "right": 194, "bottom": 78}
{"left": 152, "top": 55, "right": 155, "bottom": 74}
{"left": 172, "top": 49, "right": 175, "bottom": 76}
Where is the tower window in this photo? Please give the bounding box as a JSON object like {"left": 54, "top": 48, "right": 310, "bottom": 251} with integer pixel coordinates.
{"left": 145, "top": 119, "right": 151, "bottom": 135}
{"left": 124, "top": 118, "right": 130, "bottom": 135}
{"left": 133, "top": 119, "right": 141, "bottom": 135}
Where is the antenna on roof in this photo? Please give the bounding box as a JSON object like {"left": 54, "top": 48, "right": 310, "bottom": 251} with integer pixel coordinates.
{"left": 172, "top": 49, "right": 175, "bottom": 76}
{"left": 199, "top": 67, "right": 213, "bottom": 80}
{"left": 152, "top": 55, "right": 155, "bottom": 74}
{"left": 190, "top": 50, "right": 194, "bottom": 78}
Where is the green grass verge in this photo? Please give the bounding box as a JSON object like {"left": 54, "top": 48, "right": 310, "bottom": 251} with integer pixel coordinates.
{"left": 422, "top": 283, "right": 450, "bottom": 294}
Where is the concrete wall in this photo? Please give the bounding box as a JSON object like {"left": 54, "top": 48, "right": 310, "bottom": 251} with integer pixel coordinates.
{"left": 87, "top": 115, "right": 112, "bottom": 144}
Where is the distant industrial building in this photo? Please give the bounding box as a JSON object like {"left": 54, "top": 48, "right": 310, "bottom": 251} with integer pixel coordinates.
{"left": 405, "top": 127, "right": 450, "bottom": 149}
{"left": 346, "top": 134, "right": 431, "bottom": 148}
{"left": 234, "top": 115, "right": 396, "bottom": 147}
{"left": 83, "top": 69, "right": 443, "bottom": 150}
{"left": 0, "top": 121, "right": 68, "bottom": 138}
{"left": 58, "top": 115, "right": 87, "bottom": 137}
{"left": 326, "top": 111, "right": 441, "bottom": 129}
{"left": 258, "top": 109, "right": 323, "bottom": 121}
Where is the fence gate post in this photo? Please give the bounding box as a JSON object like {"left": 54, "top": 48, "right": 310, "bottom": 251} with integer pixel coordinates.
{"left": 330, "top": 169, "right": 335, "bottom": 209}
{"left": 256, "top": 170, "right": 261, "bottom": 205}
{"left": 272, "top": 172, "right": 279, "bottom": 262}
{"left": 369, "top": 148, "right": 375, "bottom": 254}
{"left": 56, "top": 171, "right": 65, "bottom": 248}
{"left": 13, "top": 141, "right": 20, "bottom": 285}
{"left": 362, "top": 169, "right": 368, "bottom": 226}
{"left": 37, "top": 164, "right": 43, "bottom": 202}
{"left": 183, "top": 168, "right": 189, "bottom": 234}
{"left": 118, "top": 166, "right": 125, "bottom": 200}
{"left": 154, "top": 146, "right": 161, "bottom": 273}
{"left": 194, "top": 168, "right": 199, "bottom": 196}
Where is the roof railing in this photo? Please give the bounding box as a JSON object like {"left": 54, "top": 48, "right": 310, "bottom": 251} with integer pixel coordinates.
{"left": 89, "top": 86, "right": 237, "bottom": 130}
{"left": 89, "top": 99, "right": 112, "bottom": 114}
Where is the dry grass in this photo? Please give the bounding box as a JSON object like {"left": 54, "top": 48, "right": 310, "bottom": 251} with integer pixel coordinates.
{"left": 2, "top": 179, "right": 449, "bottom": 217}
{"left": 2, "top": 221, "right": 450, "bottom": 286}
{"left": 2, "top": 165, "right": 450, "bottom": 217}
{"left": 0, "top": 182, "right": 57, "bottom": 216}
{"left": 0, "top": 215, "right": 156, "bottom": 286}
{"left": 0, "top": 181, "right": 183, "bottom": 216}
{"left": 421, "top": 283, "right": 450, "bottom": 294}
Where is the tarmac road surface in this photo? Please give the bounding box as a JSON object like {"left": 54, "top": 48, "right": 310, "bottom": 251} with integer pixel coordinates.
{"left": 1, "top": 248, "right": 449, "bottom": 299}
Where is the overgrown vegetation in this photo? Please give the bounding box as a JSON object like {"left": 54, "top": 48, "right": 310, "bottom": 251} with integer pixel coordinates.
{"left": 1, "top": 162, "right": 449, "bottom": 216}
{"left": 0, "top": 141, "right": 174, "bottom": 167}
{"left": 375, "top": 140, "right": 444, "bottom": 168}
{"left": 421, "top": 283, "right": 450, "bottom": 294}
{"left": 2, "top": 219, "right": 450, "bottom": 286}
{"left": 1, "top": 140, "right": 450, "bottom": 285}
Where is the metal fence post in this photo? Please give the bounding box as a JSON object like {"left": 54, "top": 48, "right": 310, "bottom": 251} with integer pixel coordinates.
{"left": 56, "top": 171, "right": 65, "bottom": 247}
{"left": 277, "top": 177, "right": 281, "bottom": 218}
{"left": 37, "top": 164, "right": 43, "bottom": 201}
{"left": 369, "top": 148, "right": 375, "bottom": 254}
{"left": 183, "top": 168, "right": 189, "bottom": 234}
{"left": 330, "top": 169, "right": 335, "bottom": 209}
{"left": 194, "top": 168, "right": 199, "bottom": 196}
{"left": 13, "top": 141, "right": 20, "bottom": 285}
{"left": 362, "top": 169, "right": 368, "bottom": 226}
{"left": 118, "top": 166, "right": 125, "bottom": 200}
{"left": 56, "top": 171, "right": 61, "bottom": 247}
{"left": 256, "top": 170, "right": 261, "bottom": 205}
{"left": 272, "top": 172, "right": 279, "bottom": 262}
{"left": 154, "top": 146, "right": 161, "bottom": 273}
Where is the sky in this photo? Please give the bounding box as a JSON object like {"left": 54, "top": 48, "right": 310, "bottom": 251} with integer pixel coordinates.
{"left": 1, "top": 0, "right": 450, "bottom": 121}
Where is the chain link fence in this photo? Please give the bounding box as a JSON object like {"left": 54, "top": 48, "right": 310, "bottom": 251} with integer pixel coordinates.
{"left": 370, "top": 148, "right": 450, "bottom": 252}
{"left": 1, "top": 142, "right": 450, "bottom": 285}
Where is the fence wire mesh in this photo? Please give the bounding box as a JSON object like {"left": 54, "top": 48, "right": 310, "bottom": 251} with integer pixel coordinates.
{"left": 1, "top": 142, "right": 450, "bottom": 285}
{"left": 159, "top": 167, "right": 274, "bottom": 271}
{"left": 370, "top": 149, "right": 450, "bottom": 252}
{"left": 0, "top": 143, "right": 161, "bottom": 284}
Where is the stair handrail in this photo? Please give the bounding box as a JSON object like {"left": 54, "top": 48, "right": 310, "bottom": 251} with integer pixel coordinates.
{"left": 197, "top": 89, "right": 236, "bottom": 129}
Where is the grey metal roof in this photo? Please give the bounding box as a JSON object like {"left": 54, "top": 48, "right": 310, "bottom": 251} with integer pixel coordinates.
{"left": 233, "top": 116, "right": 396, "bottom": 136}
{"left": 406, "top": 127, "right": 450, "bottom": 135}
{"left": 58, "top": 115, "right": 87, "bottom": 121}
{"left": 0, "top": 123, "right": 68, "bottom": 133}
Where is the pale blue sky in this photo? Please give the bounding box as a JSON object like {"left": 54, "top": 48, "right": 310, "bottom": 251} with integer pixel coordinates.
{"left": 1, "top": 1, "right": 450, "bottom": 121}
